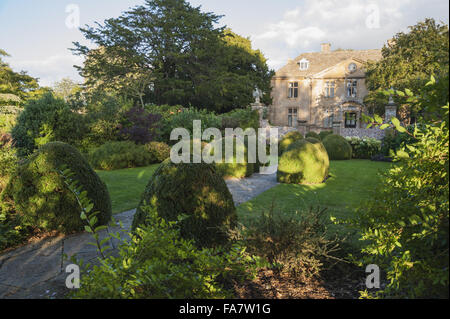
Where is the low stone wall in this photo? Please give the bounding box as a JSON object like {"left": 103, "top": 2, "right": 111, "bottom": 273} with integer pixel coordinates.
{"left": 340, "top": 127, "right": 386, "bottom": 140}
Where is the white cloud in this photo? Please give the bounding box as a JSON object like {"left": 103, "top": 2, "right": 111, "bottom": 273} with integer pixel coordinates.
{"left": 251, "top": 0, "right": 448, "bottom": 71}
{"left": 6, "top": 54, "right": 83, "bottom": 87}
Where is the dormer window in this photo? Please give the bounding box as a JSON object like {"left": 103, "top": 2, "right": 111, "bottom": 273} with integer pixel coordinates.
{"left": 348, "top": 63, "right": 357, "bottom": 73}
{"left": 298, "top": 58, "right": 309, "bottom": 70}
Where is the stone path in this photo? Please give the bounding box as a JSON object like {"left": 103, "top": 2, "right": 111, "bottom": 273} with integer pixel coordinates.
{"left": 0, "top": 167, "right": 278, "bottom": 299}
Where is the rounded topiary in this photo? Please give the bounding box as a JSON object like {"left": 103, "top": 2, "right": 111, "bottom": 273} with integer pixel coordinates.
{"left": 319, "top": 131, "right": 333, "bottom": 140}
{"left": 132, "top": 160, "right": 237, "bottom": 247}
{"left": 305, "top": 137, "right": 321, "bottom": 144}
{"left": 277, "top": 139, "right": 329, "bottom": 184}
{"left": 278, "top": 131, "right": 303, "bottom": 155}
{"left": 2, "top": 142, "right": 111, "bottom": 233}
{"left": 322, "top": 134, "right": 353, "bottom": 160}
{"left": 213, "top": 137, "right": 254, "bottom": 179}
{"left": 305, "top": 131, "right": 320, "bottom": 140}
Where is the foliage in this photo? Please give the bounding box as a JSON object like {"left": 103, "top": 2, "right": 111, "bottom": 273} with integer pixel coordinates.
{"left": 11, "top": 93, "right": 87, "bottom": 156}
{"left": 365, "top": 19, "right": 449, "bottom": 120}
{"left": 88, "top": 141, "right": 154, "bottom": 171}
{"left": 322, "top": 134, "right": 353, "bottom": 160}
{"left": 242, "top": 203, "right": 341, "bottom": 278}
{"left": 72, "top": 0, "right": 273, "bottom": 113}
{"left": 213, "top": 137, "right": 255, "bottom": 179}
{"left": 220, "top": 108, "right": 260, "bottom": 131}
{"left": 145, "top": 104, "right": 183, "bottom": 120}
{"left": 277, "top": 139, "right": 329, "bottom": 185}
{"left": 1, "top": 142, "right": 111, "bottom": 234}
{"left": 145, "top": 142, "right": 171, "bottom": 163}
{"left": 345, "top": 137, "right": 381, "bottom": 159}
{"left": 119, "top": 107, "right": 161, "bottom": 144}
{"left": 354, "top": 82, "right": 449, "bottom": 298}
{"left": 278, "top": 131, "right": 303, "bottom": 156}
{"left": 132, "top": 161, "right": 237, "bottom": 248}
{"left": 305, "top": 132, "right": 320, "bottom": 140}
{"left": 380, "top": 126, "right": 418, "bottom": 156}
{"left": 319, "top": 131, "right": 333, "bottom": 141}
{"left": 70, "top": 205, "right": 258, "bottom": 299}
{"left": 52, "top": 78, "right": 81, "bottom": 102}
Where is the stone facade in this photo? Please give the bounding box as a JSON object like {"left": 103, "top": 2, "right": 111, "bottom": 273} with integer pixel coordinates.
{"left": 269, "top": 44, "right": 382, "bottom": 134}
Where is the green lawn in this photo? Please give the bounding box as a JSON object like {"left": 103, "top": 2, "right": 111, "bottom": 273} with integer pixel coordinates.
{"left": 237, "top": 160, "right": 391, "bottom": 235}
{"left": 96, "top": 164, "right": 160, "bottom": 214}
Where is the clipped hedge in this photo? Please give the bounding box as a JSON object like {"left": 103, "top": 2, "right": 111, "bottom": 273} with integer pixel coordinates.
{"left": 345, "top": 137, "right": 381, "bottom": 159}
{"left": 305, "top": 132, "right": 320, "bottom": 140}
{"left": 1, "top": 142, "right": 111, "bottom": 233}
{"left": 145, "top": 141, "right": 171, "bottom": 163}
{"left": 278, "top": 131, "right": 303, "bottom": 156}
{"left": 322, "top": 134, "right": 353, "bottom": 160}
{"left": 88, "top": 141, "right": 154, "bottom": 170}
{"left": 277, "top": 139, "right": 329, "bottom": 184}
{"left": 213, "top": 137, "right": 255, "bottom": 179}
{"left": 132, "top": 161, "right": 237, "bottom": 247}
{"left": 319, "top": 131, "right": 333, "bottom": 140}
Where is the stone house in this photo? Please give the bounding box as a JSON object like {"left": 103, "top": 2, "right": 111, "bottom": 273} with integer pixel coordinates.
{"left": 269, "top": 43, "right": 383, "bottom": 137}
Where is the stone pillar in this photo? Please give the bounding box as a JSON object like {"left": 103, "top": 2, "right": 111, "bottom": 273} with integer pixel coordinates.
{"left": 297, "top": 120, "right": 307, "bottom": 136}
{"left": 385, "top": 95, "right": 397, "bottom": 123}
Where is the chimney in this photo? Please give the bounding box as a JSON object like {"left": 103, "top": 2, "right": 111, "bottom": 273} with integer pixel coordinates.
{"left": 321, "top": 43, "right": 331, "bottom": 53}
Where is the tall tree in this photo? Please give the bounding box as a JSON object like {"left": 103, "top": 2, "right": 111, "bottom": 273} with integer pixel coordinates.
{"left": 365, "top": 19, "right": 449, "bottom": 121}
{"left": 72, "top": 0, "right": 273, "bottom": 113}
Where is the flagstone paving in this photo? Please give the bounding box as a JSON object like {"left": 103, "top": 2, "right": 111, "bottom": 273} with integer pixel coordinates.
{"left": 0, "top": 167, "right": 278, "bottom": 299}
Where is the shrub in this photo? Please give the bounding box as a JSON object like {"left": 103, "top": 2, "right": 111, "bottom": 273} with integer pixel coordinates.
{"left": 88, "top": 141, "right": 154, "bottom": 170}
{"left": 0, "top": 134, "right": 16, "bottom": 192}
{"left": 305, "top": 131, "right": 320, "bottom": 140}
{"left": 345, "top": 137, "right": 381, "bottom": 159}
{"left": 213, "top": 137, "right": 255, "bottom": 179}
{"left": 278, "top": 131, "right": 303, "bottom": 156}
{"left": 70, "top": 206, "right": 258, "bottom": 299}
{"left": 305, "top": 137, "right": 321, "bottom": 144}
{"left": 145, "top": 141, "right": 171, "bottom": 163}
{"left": 119, "top": 107, "right": 162, "bottom": 144}
{"left": 319, "top": 131, "right": 333, "bottom": 140}
{"left": 322, "top": 134, "right": 352, "bottom": 160}
{"left": 220, "top": 108, "right": 260, "bottom": 132}
{"left": 277, "top": 139, "right": 329, "bottom": 184}
{"left": 243, "top": 204, "right": 341, "bottom": 278}
{"left": 348, "top": 122, "right": 449, "bottom": 298}
{"left": 381, "top": 125, "right": 418, "bottom": 156}
{"left": 132, "top": 161, "right": 237, "bottom": 248}
{"left": 1, "top": 142, "right": 111, "bottom": 234}
{"left": 11, "top": 93, "right": 87, "bottom": 156}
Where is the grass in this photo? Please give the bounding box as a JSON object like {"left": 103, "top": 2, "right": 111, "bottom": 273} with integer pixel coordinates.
{"left": 96, "top": 164, "right": 160, "bottom": 214}
{"left": 237, "top": 160, "right": 391, "bottom": 245}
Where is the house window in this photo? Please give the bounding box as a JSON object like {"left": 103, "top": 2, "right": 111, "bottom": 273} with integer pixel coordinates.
{"left": 298, "top": 59, "right": 309, "bottom": 70}
{"left": 325, "top": 81, "right": 335, "bottom": 98}
{"left": 288, "top": 108, "right": 298, "bottom": 127}
{"left": 345, "top": 112, "right": 357, "bottom": 128}
{"left": 346, "top": 80, "right": 357, "bottom": 98}
{"left": 323, "top": 110, "right": 334, "bottom": 128}
{"left": 288, "top": 82, "right": 299, "bottom": 98}
{"left": 348, "top": 63, "right": 357, "bottom": 73}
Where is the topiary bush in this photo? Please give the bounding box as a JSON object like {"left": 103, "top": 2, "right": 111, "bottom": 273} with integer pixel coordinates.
{"left": 88, "top": 141, "right": 154, "bottom": 170}
{"left": 278, "top": 131, "right": 303, "bottom": 156}
{"left": 305, "top": 131, "right": 320, "bottom": 140}
{"left": 319, "top": 131, "right": 333, "bottom": 140}
{"left": 145, "top": 141, "right": 171, "bottom": 163}
{"left": 277, "top": 139, "right": 329, "bottom": 184}
{"left": 213, "top": 137, "right": 255, "bottom": 179}
{"left": 1, "top": 142, "right": 111, "bottom": 234}
{"left": 322, "top": 134, "right": 353, "bottom": 160}
{"left": 132, "top": 161, "right": 237, "bottom": 248}
{"left": 306, "top": 137, "right": 321, "bottom": 144}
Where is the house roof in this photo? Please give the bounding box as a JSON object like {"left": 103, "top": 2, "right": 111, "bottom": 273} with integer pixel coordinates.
{"left": 274, "top": 49, "right": 382, "bottom": 78}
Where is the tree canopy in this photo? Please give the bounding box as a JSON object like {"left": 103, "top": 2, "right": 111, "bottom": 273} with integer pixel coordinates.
{"left": 72, "top": 0, "right": 273, "bottom": 113}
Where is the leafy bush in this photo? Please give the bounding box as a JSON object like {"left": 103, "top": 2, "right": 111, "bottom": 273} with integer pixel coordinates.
{"left": 70, "top": 206, "right": 258, "bottom": 299}
{"left": 349, "top": 121, "right": 449, "bottom": 298}
{"left": 11, "top": 93, "right": 87, "bottom": 156}
{"left": 1, "top": 142, "right": 111, "bottom": 234}
{"left": 243, "top": 204, "right": 341, "bottom": 278}
{"left": 145, "top": 104, "right": 183, "bottom": 120}
{"left": 119, "top": 107, "right": 161, "bottom": 144}
{"left": 278, "top": 131, "right": 303, "bottom": 156}
{"left": 277, "top": 139, "right": 329, "bottom": 184}
{"left": 132, "top": 161, "right": 237, "bottom": 248}
{"left": 88, "top": 141, "right": 155, "bottom": 171}
{"left": 220, "top": 108, "right": 260, "bottom": 132}
{"left": 0, "top": 113, "right": 16, "bottom": 134}
{"left": 305, "top": 137, "right": 321, "bottom": 144}
{"left": 145, "top": 141, "right": 171, "bottom": 163}
{"left": 381, "top": 126, "right": 418, "bottom": 156}
{"left": 345, "top": 137, "right": 381, "bottom": 159}
{"left": 319, "top": 131, "right": 333, "bottom": 140}
{"left": 305, "top": 131, "right": 320, "bottom": 140}
{"left": 0, "top": 133, "right": 16, "bottom": 191}
{"left": 322, "top": 134, "right": 352, "bottom": 160}
{"left": 213, "top": 137, "right": 255, "bottom": 179}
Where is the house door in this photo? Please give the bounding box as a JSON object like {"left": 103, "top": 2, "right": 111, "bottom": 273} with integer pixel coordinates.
{"left": 288, "top": 108, "right": 298, "bottom": 127}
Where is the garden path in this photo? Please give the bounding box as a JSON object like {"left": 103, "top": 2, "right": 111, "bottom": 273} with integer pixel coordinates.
{"left": 0, "top": 166, "right": 279, "bottom": 299}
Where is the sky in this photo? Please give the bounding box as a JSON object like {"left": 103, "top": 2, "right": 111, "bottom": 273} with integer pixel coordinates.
{"left": 0, "top": 0, "right": 448, "bottom": 87}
